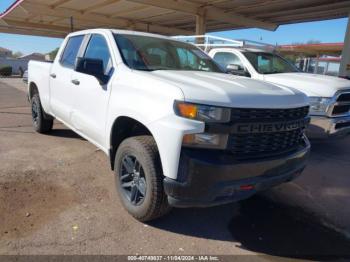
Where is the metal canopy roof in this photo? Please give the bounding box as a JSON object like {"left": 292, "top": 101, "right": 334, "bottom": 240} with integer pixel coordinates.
{"left": 0, "top": 0, "right": 350, "bottom": 38}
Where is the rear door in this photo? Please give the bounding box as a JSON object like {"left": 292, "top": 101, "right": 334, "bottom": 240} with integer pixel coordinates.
{"left": 70, "top": 33, "right": 114, "bottom": 148}
{"left": 50, "top": 35, "right": 85, "bottom": 123}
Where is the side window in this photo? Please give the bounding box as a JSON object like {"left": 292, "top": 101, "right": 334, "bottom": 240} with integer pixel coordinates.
{"left": 60, "top": 35, "right": 84, "bottom": 68}
{"left": 213, "top": 52, "right": 243, "bottom": 69}
{"left": 84, "top": 34, "right": 112, "bottom": 74}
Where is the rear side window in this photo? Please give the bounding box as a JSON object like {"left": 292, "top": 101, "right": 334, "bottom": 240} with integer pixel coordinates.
{"left": 84, "top": 34, "right": 112, "bottom": 74}
{"left": 60, "top": 35, "right": 84, "bottom": 68}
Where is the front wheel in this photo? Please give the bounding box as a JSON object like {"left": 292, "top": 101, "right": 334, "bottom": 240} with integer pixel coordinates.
{"left": 31, "top": 93, "right": 53, "bottom": 133}
{"left": 114, "top": 136, "right": 171, "bottom": 221}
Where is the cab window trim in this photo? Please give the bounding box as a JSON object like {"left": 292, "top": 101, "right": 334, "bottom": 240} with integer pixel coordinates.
{"left": 59, "top": 34, "right": 86, "bottom": 69}
{"left": 81, "top": 33, "right": 114, "bottom": 75}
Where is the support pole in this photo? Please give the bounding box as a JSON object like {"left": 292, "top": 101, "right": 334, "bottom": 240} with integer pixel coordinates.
{"left": 314, "top": 53, "right": 319, "bottom": 74}
{"left": 70, "top": 16, "right": 74, "bottom": 32}
{"left": 340, "top": 13, "right": 350, "bottom": 78}
{"left": 195, "top": 12, "right": 206, "bottom": 35}
{"left": 195, "top": 10, "right": 206, "bottom": 45}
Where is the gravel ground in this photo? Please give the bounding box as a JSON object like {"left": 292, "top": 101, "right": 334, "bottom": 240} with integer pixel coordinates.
{"left": 1, "top": 78, "right": 350, "bottom": 260}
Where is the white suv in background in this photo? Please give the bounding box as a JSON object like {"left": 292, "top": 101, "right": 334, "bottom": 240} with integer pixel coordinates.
{"left": 210, "top": 48, "right": 350, "bottom": 139}
{"left": 176, "top": 35, "right": 350, "bottom": 139}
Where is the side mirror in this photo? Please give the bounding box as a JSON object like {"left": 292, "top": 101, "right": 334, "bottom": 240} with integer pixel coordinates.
{"left": 226, "top": 64, "right": 250, "bottom": 77}
{"left": 75, "top": 57, "right": 109, "bottom": 85}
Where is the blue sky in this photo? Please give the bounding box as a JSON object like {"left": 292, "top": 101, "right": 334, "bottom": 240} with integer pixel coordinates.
{"left": 214, "top": 18, "right": 348, "bottom": 45}
{"left": 0, "top": 0, "right": 15, "bottom": 13}
{"left": 0, "top": 0, "right": 348, "bottom": 54}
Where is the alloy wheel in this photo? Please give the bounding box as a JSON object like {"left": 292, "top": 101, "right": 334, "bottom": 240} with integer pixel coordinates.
{"left": 119, "top": 155, "right": 147, "bottom": 206}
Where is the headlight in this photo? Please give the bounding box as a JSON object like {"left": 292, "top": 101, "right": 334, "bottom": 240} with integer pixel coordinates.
{"left": 308, "top": 97, "right": 331, "bottom": 114}
{"left": 174, "top": 101, "right": 231, "bottom": 123}
{"left": 182, "top": 133, "right": 228, "bottom": 149}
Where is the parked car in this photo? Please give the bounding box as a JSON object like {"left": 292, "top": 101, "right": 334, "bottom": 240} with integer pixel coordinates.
{"left": 23, "top": 70, "right": 28, "bottom": 83}
{"left": 183, "top": 36, "right": 350, "bottom": 139}
{"left": 28, "top": 29, "right": 310, "bottom": 221}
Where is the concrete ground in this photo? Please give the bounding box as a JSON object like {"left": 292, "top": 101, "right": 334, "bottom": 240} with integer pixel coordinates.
{"left": 1, "top": 78, "right": 350, "bottom": 260}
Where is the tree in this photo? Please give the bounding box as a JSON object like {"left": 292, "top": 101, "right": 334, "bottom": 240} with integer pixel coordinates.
{"left": 0, "top": 66, "right": 12, "bottom": 76}
{"left": 48, "top": 48, "right": 59, "bottom": 61}
{"left": 306, "top": 40, "right": 321, "bottom": 44}
{"left": 291, "top": 40, "right": 321, "bottom": 45}
{"left": 12, "top": 51, "right": 23, "bottom": 58}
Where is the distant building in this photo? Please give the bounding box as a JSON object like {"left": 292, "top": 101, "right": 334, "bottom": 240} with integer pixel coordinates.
{"left": 0, "top": 47, "right": 12, "bottom": 58}
{"left": 278, "top": 42, "right": 343, "bottom": 76}
{"left": 19, "top": 53, "right": 46, "bottom": 61}
{"left": 0, "top": 50, "right": 46, "bottom": 75}
{"left": 295, "top": 57, "right": 341, "bottom": 76}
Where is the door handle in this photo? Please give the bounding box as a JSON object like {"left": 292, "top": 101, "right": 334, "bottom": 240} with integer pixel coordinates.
{"left": 50, "top": 73, "right": 56, "bottom": 78}
{"left": 71, "top": 79, "right": 80, "bottom": 85}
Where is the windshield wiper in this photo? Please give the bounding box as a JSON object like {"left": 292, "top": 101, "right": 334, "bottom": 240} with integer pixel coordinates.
{"left": 263, "top": 70, "right": 284, "bottom": 74}
{"left": 135, "top": 68, "right": 155, "bottom": 72}
{"left": 150, "top": 67, "right": 172, "bottom": 71}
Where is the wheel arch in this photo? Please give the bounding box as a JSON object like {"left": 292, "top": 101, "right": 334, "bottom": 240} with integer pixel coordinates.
{"left": 109, "top": 116, "right": 158, "bottom": 170}
{"left": 28, "top": 81, "right": 39, "bottom": 100}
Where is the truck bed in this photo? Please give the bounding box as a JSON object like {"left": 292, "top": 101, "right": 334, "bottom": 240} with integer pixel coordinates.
{"left": 28, "top": 60, "right": 53, "bottom": 113}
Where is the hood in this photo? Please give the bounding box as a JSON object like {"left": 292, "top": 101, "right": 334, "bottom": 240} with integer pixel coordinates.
{"left": 263, "top": 73, "right": 350, "bottom": 97}
{"left": 146, "top": 70, "right": 308, "bottom": 109}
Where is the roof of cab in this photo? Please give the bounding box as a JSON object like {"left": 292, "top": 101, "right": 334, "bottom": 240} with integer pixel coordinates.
{"left": 67, "top": 28, "right": 170, "bottom": 40}
{"left": 66, "top": 28, "right": 188, "bottom": 47}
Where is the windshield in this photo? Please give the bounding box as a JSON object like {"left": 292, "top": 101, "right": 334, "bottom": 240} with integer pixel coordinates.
{"left": 114, "top": 34, "right": 223, "bottom": 72}
{"left": 243, "top": 52, "right": 299, "bottom": 74}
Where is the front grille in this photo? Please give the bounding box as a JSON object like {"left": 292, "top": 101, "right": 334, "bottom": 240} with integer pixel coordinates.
{"left": 333, "top": 105, "right": 350, "bottom": 115}
{"left": 332, "top": 92, "right": 350, "bottom": 116}
{"left": 335, "top": 122, "right": 350, "bottom": 130}
{"left": 227, "top": 129, "right": 304, "bottom": 160}
{"left": 337, "top": 93, "right": 350, "bottom": 102}
{"left": 230, "top": 106, "right": 309, "bottom": 122}
{"left": 226, "top": 107, "right": 308, "bottom": 159}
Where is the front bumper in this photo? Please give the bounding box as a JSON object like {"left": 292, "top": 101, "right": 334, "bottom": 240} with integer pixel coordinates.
{"left": 308, "top": 115, "right": 350, "bottom": 139}
{"left": 164, "top": 141, "right": 310, "bottom": 208}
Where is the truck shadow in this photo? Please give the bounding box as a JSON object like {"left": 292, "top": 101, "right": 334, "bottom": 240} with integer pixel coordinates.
{"left": 309, "top": 137, "right": 350, "bottom": 162}
{"left": 228, "top": 195, "right": 350, "bottom": 260}
{"left": 49, "top": 128, "right": 85, "bottom": 140}
{"left": 149, "top": 195, "right": 350, "bottom": 260}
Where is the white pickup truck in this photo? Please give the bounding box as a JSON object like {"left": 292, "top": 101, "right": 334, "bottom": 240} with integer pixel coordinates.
{"left": 187, "top": 36, "right": 350, "bottom": 139}
{"left": 28, "top": 29, "right": 310, "bottom": 221}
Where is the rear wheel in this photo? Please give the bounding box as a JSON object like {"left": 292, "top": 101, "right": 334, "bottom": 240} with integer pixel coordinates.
{"left": 114, "top": 136, "right": 171, "bottom": 221}
{"left": 31, "top": 93, "right": 53, "bottom": 133}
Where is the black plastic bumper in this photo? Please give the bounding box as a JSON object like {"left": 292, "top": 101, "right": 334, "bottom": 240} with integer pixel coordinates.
{"left": 164, "top": 143, "right": 310, "bottom": 208}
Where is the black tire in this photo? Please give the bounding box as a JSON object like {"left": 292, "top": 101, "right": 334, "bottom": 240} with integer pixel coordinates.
{"left": 31, "top": 93, "right": 53, "bottom": 133}
{"left": 114, "top": 136, "right": 171, "bottom": 221}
